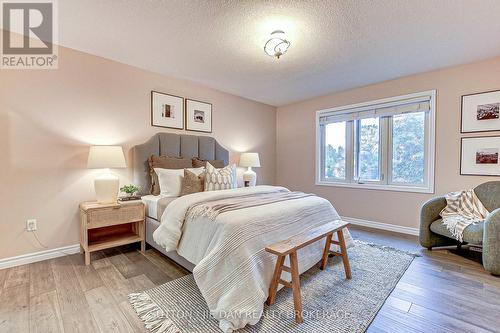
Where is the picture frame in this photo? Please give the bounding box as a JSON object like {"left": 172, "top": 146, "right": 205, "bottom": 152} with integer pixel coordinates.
{"left": 460, "top": 136, "right": 500, "bottom": 176}
{"left": 151, "top": 91, "right": 184, "bottom": 129}
{"left": 461, "top": 89, "right": 500, "bottom": 133}
{"left": 185, "top": 98, "right": 212, "bottom": 133}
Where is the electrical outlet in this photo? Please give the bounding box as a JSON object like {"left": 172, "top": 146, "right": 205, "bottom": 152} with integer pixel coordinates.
{"left": 26, "top": 219, "right": 37, "bottom": 231}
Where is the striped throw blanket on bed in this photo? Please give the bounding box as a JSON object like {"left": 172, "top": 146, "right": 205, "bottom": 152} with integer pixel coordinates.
{"left": 185, "top": 191, "right": 314, "bottom": 222}
{"left": 440, "top": 189, "right": 489, "bottom": 242}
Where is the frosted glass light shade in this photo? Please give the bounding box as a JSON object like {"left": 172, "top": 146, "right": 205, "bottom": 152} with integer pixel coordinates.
{"left": 264, "top": 30, "right": 290, "bottom": 59}
{"left": 240, "top": 153, "right": 261, "bottom": 168}
{"left": 87, "top": 146, "right": 126, "bottom": 169}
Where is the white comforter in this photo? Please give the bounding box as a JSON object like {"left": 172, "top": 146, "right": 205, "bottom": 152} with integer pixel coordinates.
{"left": 153, "top": 186, "right": 353, "bottom": 332}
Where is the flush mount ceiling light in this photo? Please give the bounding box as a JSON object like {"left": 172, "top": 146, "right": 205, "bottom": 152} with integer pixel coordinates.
{"left": 264, "top": 30, "right": 290, "bottom": 59}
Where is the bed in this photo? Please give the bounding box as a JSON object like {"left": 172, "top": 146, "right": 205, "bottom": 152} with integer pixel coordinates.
{"left": 139, "top": 194, "right": 196, "bottom": 269}
{"left": 132, "top": 133, "right": 352, "bottom": 332}
{"left": 132, "top": 133, "right": 230, "bottom": 272}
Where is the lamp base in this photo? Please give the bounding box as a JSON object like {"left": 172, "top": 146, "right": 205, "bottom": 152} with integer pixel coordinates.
{"left": 243, "top": 167, "right": 257, "bottom": 187}
{"left": 94, "top": 171, "right": 119, "bottom": 204}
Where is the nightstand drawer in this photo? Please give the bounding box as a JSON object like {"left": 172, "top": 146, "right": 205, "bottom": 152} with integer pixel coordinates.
{"left": 88, "top": 205, "right": 144, "bottom": 228}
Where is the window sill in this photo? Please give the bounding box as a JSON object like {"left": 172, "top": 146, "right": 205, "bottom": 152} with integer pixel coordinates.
{"left": 315, "top": 180, "right": 434, "bottom": 194}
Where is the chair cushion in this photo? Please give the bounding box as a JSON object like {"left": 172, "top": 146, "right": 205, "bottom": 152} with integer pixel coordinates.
{"left": 430, "top": 218, "right": 484, "bottom": 245}
{"left": 474, "top": 181, "right": 500, "bottom": 212}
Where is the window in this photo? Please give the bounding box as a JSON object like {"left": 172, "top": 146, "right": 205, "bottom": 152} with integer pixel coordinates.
{"left": 324, "top": 121, "right": 346, "bottom": 180}
{"left": 316, "top": 91, "right": 435, "bottom": 193}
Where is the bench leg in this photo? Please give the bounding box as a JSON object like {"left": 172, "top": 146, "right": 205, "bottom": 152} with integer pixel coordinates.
{"left": 320, "top": 233, "right": 333, "bottom": 270}
{"left": 289, "top": 251, "right": 303, "bottom": 323}
{"left": 267, "top": 255, "right": 285, "bottom": 306}
{"left": 337, "top": 229, "right": 352, "bottom": 279}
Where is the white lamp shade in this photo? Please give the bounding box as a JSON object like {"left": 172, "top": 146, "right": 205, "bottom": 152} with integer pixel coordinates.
{"left": 240, "top": 152, "right": 261, "bottom": 168}
{"left": 87, "top": 146, "right": 126, "bottom": 169}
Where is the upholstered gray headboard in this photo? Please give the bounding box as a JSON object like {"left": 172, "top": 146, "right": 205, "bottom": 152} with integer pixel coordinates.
{"left": 132, "top": 133, "right": 229, "bottom": 194}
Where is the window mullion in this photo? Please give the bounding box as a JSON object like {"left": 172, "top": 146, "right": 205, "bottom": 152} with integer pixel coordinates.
{"left": 353, "top": 120, "right": 359, "bottom": 182}
{"left": 382, "top": 117, "right": 390, "bottom": 185}
{"left": 346, "top": 120, "right": 355, "bottom": 183}
{"left": 423, "top": 111, "right": 430, "bottom": 188}
{"left": 319, "top": 124, "right": 326, "bottom": 182}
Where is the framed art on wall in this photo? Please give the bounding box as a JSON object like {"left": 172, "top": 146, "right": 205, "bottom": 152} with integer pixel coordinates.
{"left": 185, "top": 98, "right": 212, "bottom": 133}
{"left": 461, "top": 136, "right": 500, "bottom": 176}
{"left": 151, "top": 91, "right": 184, "bottom": 129}
{"left": 461, "top": 90, "right": 500, "bottom": 133}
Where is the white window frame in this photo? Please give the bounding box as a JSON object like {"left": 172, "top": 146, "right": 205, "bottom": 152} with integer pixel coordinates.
{"left": 353, "top": 117, "right": 386, "bottom": 185}
{"left": 315, "top": 90, "right": 436, "bottom": 194}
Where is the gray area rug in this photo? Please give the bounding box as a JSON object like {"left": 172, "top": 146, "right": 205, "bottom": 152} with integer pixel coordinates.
{"left": 129, "top": 241, "right": 416, "bottom": 333}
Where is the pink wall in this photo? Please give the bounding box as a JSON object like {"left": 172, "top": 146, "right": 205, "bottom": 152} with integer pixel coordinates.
{"left": 277, "top": 56, "right": 500, "bottom": 229}
{"left": 3, "top": 40, "right": 500, "bottom": 260}
{"left": 0, "top": 46, "right": 276, "bottom": 259}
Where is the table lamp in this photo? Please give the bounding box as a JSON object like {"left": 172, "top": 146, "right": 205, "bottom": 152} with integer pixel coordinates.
{"left": 87, "top": 146, "right": 126, "bottom": 203}
{"left": 240, "top": 152, "right": 260, "bottom": 187}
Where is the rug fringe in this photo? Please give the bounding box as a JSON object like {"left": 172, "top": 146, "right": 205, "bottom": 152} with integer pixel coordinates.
{"left": 129, "top": 293, "right": 181, "bottom": 333}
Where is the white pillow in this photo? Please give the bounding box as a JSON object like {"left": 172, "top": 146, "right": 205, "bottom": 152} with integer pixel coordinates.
{"left": 205, "top": 162, "right": 236, "bottom": 191}
{"left": 232, "top": 166, "right": 238, "bottom": 188}
{"left": 154, "top": 167, "right": 204, "bottom": 197}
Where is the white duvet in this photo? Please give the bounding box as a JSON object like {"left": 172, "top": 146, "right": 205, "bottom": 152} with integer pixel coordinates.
{"left": 153, "top": 185, "right": 353, "bottom": 332}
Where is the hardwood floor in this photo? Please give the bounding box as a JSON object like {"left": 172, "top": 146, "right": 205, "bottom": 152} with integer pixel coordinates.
{"left": 350, "top": 227, "right": 500, "bottom": 333}
{"left": 0, "top": 226, "right": 498, "bottom": 332}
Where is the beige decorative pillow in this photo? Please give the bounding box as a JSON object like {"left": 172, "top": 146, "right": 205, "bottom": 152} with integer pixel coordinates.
{"left": 204, "top": 162, "right": 235, "bottom": 191}
{"left": 192, "top": 157, "right": 225, "bottom": 169}
{"left": 180, "top": 169, "right": 205, "bottom": 196}
{"left": 148, "top": 155, "right": 192, "bottom": 195}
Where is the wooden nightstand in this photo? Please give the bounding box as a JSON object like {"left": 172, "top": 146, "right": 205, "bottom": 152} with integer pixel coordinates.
{"left": 80, "top": 200, "right": 145, "bottom": 265}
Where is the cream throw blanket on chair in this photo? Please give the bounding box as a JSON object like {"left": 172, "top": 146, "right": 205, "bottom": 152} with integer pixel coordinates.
{"left": 440, "top": 189, "right": 489, "bottom": 242}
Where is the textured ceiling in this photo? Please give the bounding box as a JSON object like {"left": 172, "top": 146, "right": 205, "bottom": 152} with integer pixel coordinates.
{"left": 58, "top": 0, "right": 500, "bottom": 106}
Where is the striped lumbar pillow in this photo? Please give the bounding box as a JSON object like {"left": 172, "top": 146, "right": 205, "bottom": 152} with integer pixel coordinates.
{"left": 204, "top": 162, "right": 235, "bottom": 191}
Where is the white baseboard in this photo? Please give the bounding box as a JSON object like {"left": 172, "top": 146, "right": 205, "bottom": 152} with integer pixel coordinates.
{"left": 0, "top": 244, "right": 80, "bottom": 270}
{"left": 0, "top": 218, "right": 418, "bottom": 269}
{"left": 342, "top": 216, "right": 419, "bottom": 236}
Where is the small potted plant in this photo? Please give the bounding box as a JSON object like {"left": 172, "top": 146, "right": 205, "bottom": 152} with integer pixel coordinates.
{"left": 119, "top": 184, "right": 140, "bottom": 201}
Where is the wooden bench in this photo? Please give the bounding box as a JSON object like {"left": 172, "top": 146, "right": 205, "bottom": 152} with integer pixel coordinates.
{"left": 265, "top": 220, "right": 351, "bottom": 323}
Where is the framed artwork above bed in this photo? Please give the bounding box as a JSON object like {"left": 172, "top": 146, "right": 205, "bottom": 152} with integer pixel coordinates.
{"left": 461, "top": 90, "right": 500, "bottom": 133}
{"left": 151, "top": 91, "right": 184, "bottom": 129}
{"left": 185, "top": 98, "right": 212, "bottom": 133}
